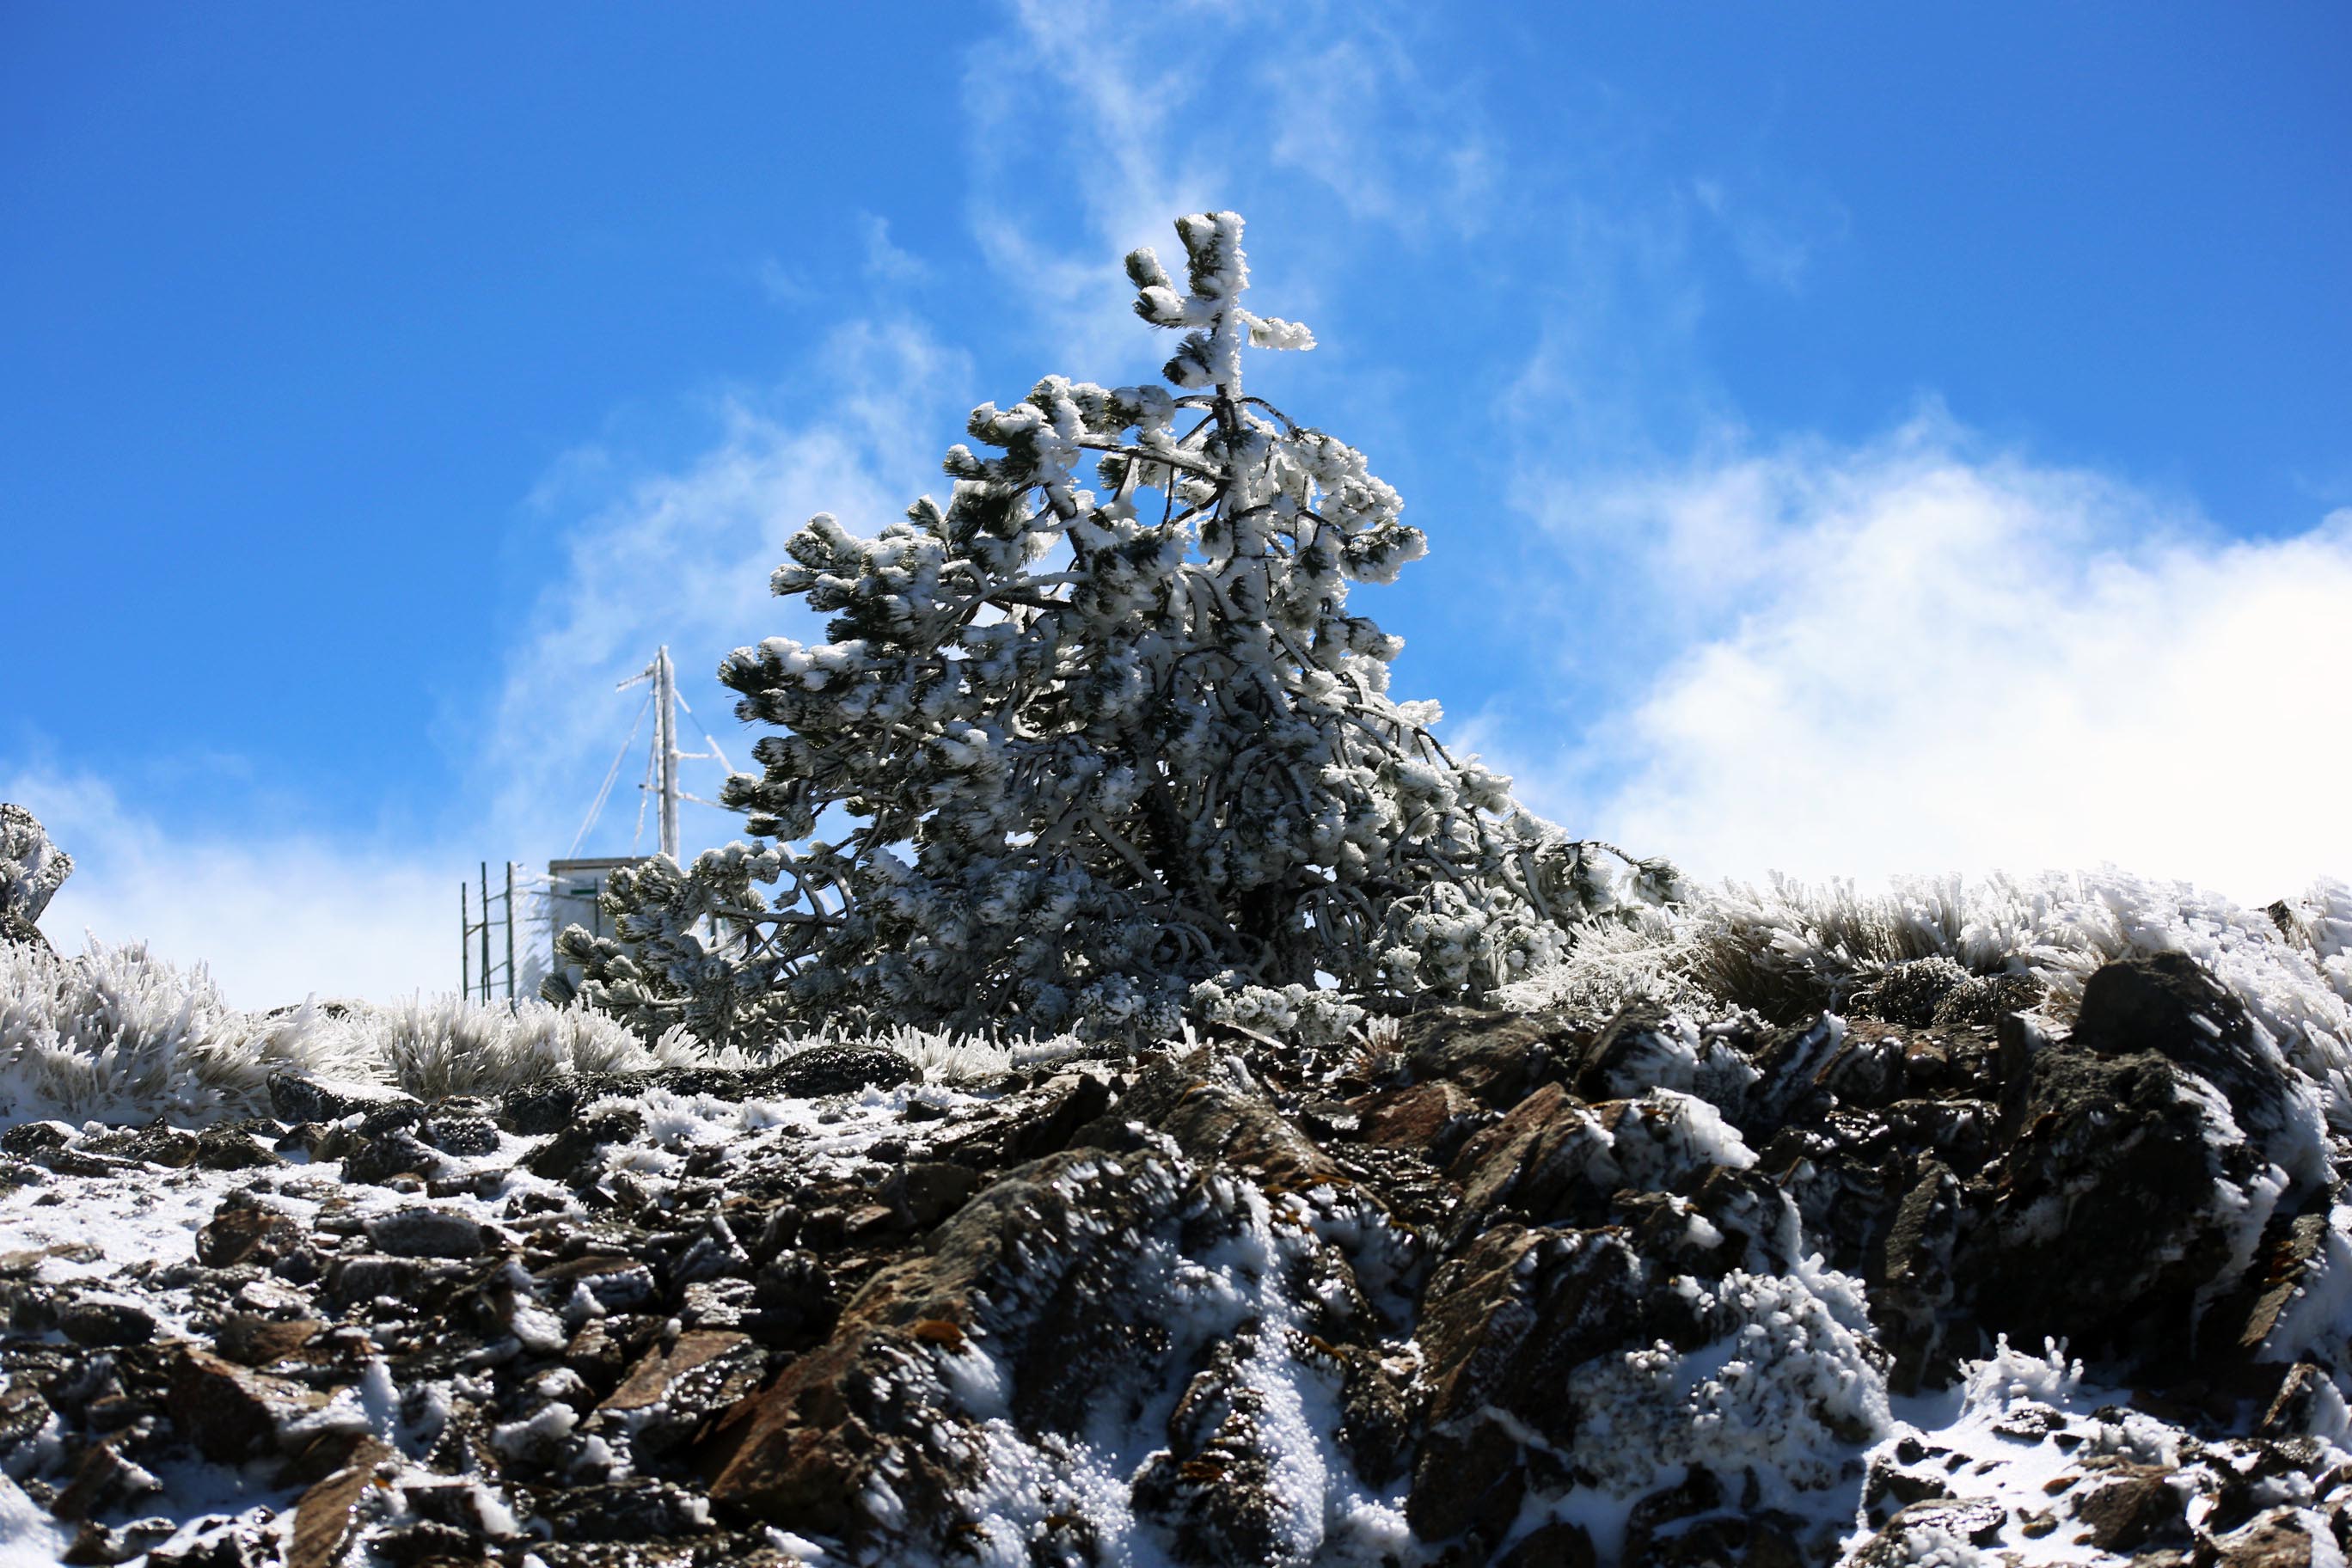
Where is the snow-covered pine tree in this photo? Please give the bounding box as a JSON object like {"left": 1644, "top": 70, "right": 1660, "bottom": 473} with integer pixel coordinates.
{"left": 559, "top": 213, "right": 1674, "bottom": 1045}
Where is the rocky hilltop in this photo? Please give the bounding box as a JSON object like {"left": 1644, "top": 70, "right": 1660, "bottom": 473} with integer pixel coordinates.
{"left": 5, "top": 948, "right": 2352, "bottom": 1566}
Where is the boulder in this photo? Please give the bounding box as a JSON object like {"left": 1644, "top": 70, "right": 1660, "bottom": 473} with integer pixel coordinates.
{"left": 524, "top": 1108, "right": 646, "bottom": 1186}
{"left": 590, "top": 1330, "right": 766, "bottom": 1459}
{"left": 1575, "top": 1001, "right": 1758, "bottom": 1112}
{"left": 285, "top": 1438, "right": 389, "bottom": 1568}
{"left": 2073, "top": 951, "right": 2326, "bottom": 1179}
{"left": 1349, "top": 1080, "right": 1483, "bottom": 1155}
{"left": 1086, "top": 1053, "right": 1344, "bottom": 1192}
{"left": 0, "top": 802, "right": 71, "bottom": 948}
{"left": 1130, "top": 1326, "right": 1315, "bottom": 1565}
{"left": 761, "top": 1045, "right": 915, "bottom": 1099}
{"left": 877, "top": 1161, "right": 980, "bottom": 1229}
{"left": 337, "top": 1127, "right": 444, "bottom": 1187}
{"left": 2205, "top": 1509, "right": 2343, "bottom": 1568}
{"left": 266, "top": 1071, "right": 418, "bottom": 1125}
{"left": 1443, "top": 1082, "right": 1616, "bottom": 1239}
{"left": 698, "top": 1133, "right": 1385, "bottom": 1560}
{"left": 1399, "top": 1008, "right": 1580, "bottom": 1110}
{"left": 58, "top": 1299, "right": 155, "bottom": 1349}
{"left": 166, "top": 1346, "right": 334, "bottom": 1463}
{"left": 1958, "top": 1032, "right": 2302, "bottom": 1360}
{"left": 1408, "top": 1224, "right": 1653, "bottom": 1547}
{"left": 194, "top": 1203, "right": 311, "bottom": 1273}
{"left": 364, "top": 1207, "right": 487, "bottom": 1259}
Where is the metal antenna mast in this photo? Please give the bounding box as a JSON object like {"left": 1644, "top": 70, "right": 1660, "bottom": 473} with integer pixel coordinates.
{"left": 653, "top": 645, "right": 680, "bottom": 861}
{"left": 604, "top": 641, "right": 734, "bottom": 858}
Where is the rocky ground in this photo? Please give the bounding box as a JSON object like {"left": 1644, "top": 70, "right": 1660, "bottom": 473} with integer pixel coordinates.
{"left": 4, "top": 952, "right": 2352, "bottom": 1566}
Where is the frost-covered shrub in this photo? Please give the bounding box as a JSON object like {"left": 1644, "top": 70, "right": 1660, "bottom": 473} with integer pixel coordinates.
{"left": 1847, "top": 955, "right": 1972, "bottom": 1025}
{"left": 1561, "top": 1257, "right": 1890, "bottom": 1506}
{"left": 0, "top": 938, "right": 377, "bottom": 1124}
{"left": 369, "top": 995, "right": 688, "bottom": 1100}
{"left": 563, "top": 213, "right": 1671, "bottom": 1044}
{"left": 0, "top": 920, "right": 1102, "bottom": 1124}
{"left": 0, "top": 938, "right": 697, "bottom": 1124}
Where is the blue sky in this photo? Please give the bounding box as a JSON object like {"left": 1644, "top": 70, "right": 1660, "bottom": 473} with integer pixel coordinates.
{"left": 6, "top": 3, "right": 2349, "bottom": 1005}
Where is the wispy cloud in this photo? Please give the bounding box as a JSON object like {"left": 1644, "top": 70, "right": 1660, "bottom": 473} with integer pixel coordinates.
{"left": 754, "top": 254, "right": 812, "bottom": 305}
{"left": 1260, "top": 24, "right": 1498, "bottom": 237}
{"left": 1691, "top": 174, "right": 1849, "bottom": 291}
{"left": 1479, "top": 420, "right": 2352, "bottom": 903}
{"left": 7, "top": 317, "right": 971, "bottom": 1005}
{"left": 961, "top": 0, "right": 1501, "bottom": 369}
{"left": 859, "top": 213, "right": 928, "bottom": 285}
{"left": 479, "top": 317, "right": 973, "bottom": 862}
{"left": 4, "top": 764, "right": 458, "bottom": 1010}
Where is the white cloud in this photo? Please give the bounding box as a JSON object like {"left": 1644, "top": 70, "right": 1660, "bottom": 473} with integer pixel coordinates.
{"left": 859, "top": 213, "right": 927, "bottom": 284}
{"left": 4, "top": 766, "right": 460, "bottom": 1011}
{"left": 1489, "top": 423, "right": 2352, "bottom": 903}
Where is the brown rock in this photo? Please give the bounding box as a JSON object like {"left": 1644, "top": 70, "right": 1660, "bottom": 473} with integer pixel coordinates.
{"left": 561, "top": 1318, "right": 632, "bottom": 1396}
{"left": 287, "top": 1436, "right": 389, "bottom": 1568}
{"left": 1632, "top": 1514, "right": 1807, "bottom": 1568}
{"left": 1121, "top": 1055, "right": 1344, "bottom": 1192}
{"left": 1620, "top": 1468, "right": 1723, "bottom": 1565}
{"left": 60, "top": 1517, "right": 177, "bottom": 1565}
{"left": 2069, "top": 1463, "right": 2188, "bottom": 1552}
{"left": 195, "top": 1127, "right": 281, "bottom": 1171}
{"left": 1400, "top": 1008, "right": 1580, "bottom": 1110}
{"left": 214, "top": 1314, "right": 325, "bottom": 1368}
{"left": 1351, "top": 1081, "right": 1479, "bottom": 1152}
{"left": 58, "top": 1300, "right": 154, "bottom": 1348}
{"left": 593, "top": 1329, "right": 765, "bottom": 1457}
{"left": 700, "top": 1146, "right": 1206, "bottom": 1554}
{"left": 2261, "top": 1362, "right": 2338, "bottom": 1439}
{"left": 879, "top": 1161, "right": 981, "bottom": 1229}
{"left": 168, "top": 1344, "right": 333, "bottom": 1462}
{"left": 601, "top": 1329, "right": 756, "bottom": 1415}
{"left": 275, "top": 1428, "right": 376, "bottom": 1489}
{"left": 195, "top": 1205, "right": 306, "bottom": 1269}
{"left": 1445, "top": 1082, "right": 1614, "bottom": 1235}
{"left": 2208, "top": 1510, "right": 2335, "bottom": 1568}
{"left": 698, "top": 1333, "right": 915, "bottom": 1539}
{"left": 1575, "top": 1001, "right": 1700, "bottom": 1101}
{"left": 1847, "top": 1499, "right": 2006, "bottom": 1563}
{"left": 145, "top": 1515, "right": 276, "bottom": 1568}
{"left": 322, "top": 1253, "right": 431, "bottom": 1308}
{"left": 2219, "top": 1214, "right": 2334, "bottom": 1360}
{"left": 1004, "top": 1071, "right": 1114, "bottom": 1161}
{"left": 1961, "top": 1038, "right": 2290, "bottom": 1359}
{"left": 1497, "top": 1521, "right": 1597, "bottom": 1568}
{"left": 364, "top": 1206, "right": 487, "bottom": 1259}
{"left": 1407, "top": 1224, "right": 1651, "bottom": 1544}
{"left": 1405, "top": 1413, "right": 1523, "bottom": 1551}
{"left": 48, "top": 1438, "right": 161, "bottom": 1522}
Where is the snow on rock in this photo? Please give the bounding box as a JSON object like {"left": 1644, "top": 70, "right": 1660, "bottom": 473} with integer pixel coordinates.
{"left": 10, "top": 934, "right": 2352, "bottom": 1565}
{"left": 0, "top": 805, "right": 70, "bottom": 952}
